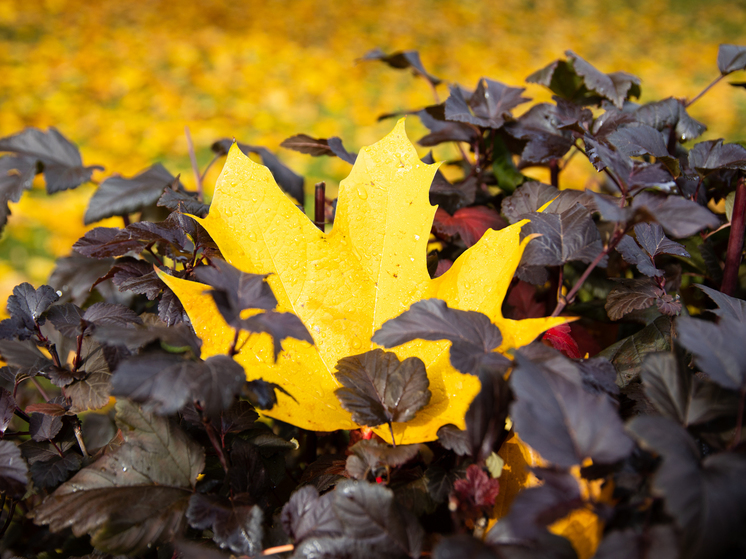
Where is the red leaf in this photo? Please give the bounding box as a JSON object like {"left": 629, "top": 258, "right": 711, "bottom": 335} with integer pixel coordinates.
{"left": 452, "top": 464, "right": 500, "bottom": 512}
{"left": 434, "top": 258, "right": 453, "bottom": 278}
{"left": 543, "top": 323, "right": 581, "bottom": 359}
{"left": 433, "top": 206, "right": 506, "bottom": 247}
{"left": 506, "top": 280, "right": 545, "bottom": 319}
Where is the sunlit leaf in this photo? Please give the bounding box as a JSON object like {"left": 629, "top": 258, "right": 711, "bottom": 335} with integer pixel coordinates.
{"left": 159, "top": 120, "right": 568, "bottom": 444}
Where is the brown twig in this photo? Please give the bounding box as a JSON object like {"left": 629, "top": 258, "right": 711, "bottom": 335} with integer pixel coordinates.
{"left": 686, "top": 74, "right": 725, "bottom": 108}
{"left": 551, "top": 228, "right": 626, "bottom": 317}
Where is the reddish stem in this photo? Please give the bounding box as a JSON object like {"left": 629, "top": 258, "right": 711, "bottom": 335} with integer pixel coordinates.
{"left": 721, "top": 175, "right": 746, "bottom": 296}
{"left": 550, "top": 159, "right": 560, "bottom": 188}
{"left": 551, "top": 228, "right": 626, "bottom": 317}
{"left": 686, "top": 74, "right": 725, "bottom": 108}
{"left": 314, "top": 182, "right": 326, "bottom": 231}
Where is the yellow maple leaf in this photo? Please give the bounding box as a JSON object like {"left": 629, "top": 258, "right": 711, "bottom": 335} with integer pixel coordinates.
{"left": 159, "top": 119, "right": 567, "bottom": 445}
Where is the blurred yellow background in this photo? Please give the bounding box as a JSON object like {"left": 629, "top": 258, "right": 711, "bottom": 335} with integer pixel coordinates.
{"left": 1, "top": 0, "right": 745, "bottom": 312}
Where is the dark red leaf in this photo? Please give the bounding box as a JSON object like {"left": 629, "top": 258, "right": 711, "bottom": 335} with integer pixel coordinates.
{"left": 432, "top": 206, "right": 505, "bottom": 247}
{"left": 543, "top": 324, "right": 581, "bottom": 359}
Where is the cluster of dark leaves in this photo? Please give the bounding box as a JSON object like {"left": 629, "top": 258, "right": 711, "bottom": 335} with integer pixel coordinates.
{"left": 1, "top": 44, "right": 746, "bottom": 559}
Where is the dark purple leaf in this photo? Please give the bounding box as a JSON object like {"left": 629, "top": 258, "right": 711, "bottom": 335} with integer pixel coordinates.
{"left": 372, "top": 299, "right": 510, "bottom": 375}
{"left": 46, "top": 303, "right": 85, "bottom": 337}
{"left": 72, "top": 227, "right": 134, "bottom": 259}
{"left": 0, "top": 154, "right": 36, "bottom": 232}
{"left": 219, "top": 400, "right": 258, "bottom": 434}
{"left": 94, "top": 318, "right": 201, "bottom": 356}
{"left": 194, "top": 259, "right": 276, "bottom": 324}
{"left": 31, "top": 401, "right": 204, "bottom": 555}
{"left": 587, "top": 190, "right": 630, "bottom": 222}
{"left": 334, "top": 349, "right": 430, "bottom": 428}
{"left": 6, "top": 282, "right": 59, "bottom": 331}
{"left": 83, "top": 302, "right": 142, "bottom": 329}
{"left": 634, "top": 222, "right": 689, "bottom": 258}
{"left": 227, "top": 438, "right": 273, "bottom": 497}
{"left": 84, "top": 163, "right": 179, "bottom": 224}
{"left": 568, "top": 51, "right": 640, "bottom": 108}
{"left": 346, "top": 439, "right": 419, "bottom": 480}
{"left": 111, "top": 352, "right": 194, "bottom": 415}
{"left": 188, "top": 355, "right": 246, "bottom": 416}
{"left": 605, "top": 278, "right": 664, "bottom": 320}
{"left": 632, "top": 192, "right": 720, "bottom": 238}
{"left": 462, "top": 370, "right": 512, "bottom": 462}
{"left": 520, "top": 204, "right": 605, "bottom": 268}
{"left": 239, "top": 311, "right": 314, "bottom": 361}
{"left": 505, "top": 468, "right": 582, "bottom": 540}
{"left": 599, "top": 316, "right": 672, "bottom": 387}
{"left": 576, "top": 357, "right": 620, "bottom": 396}
{"left": 436, "top": 424, "right": 471, "bottom": 456}
{"left": 0, "top": 339, "right": 53, "bottom": 377}
{"left": 94, "top": 257, "right": 164, "bottom": 299}
{"left": 282, "top": 485, "right": 343, "bottom": 544}
{"left": 608, "top": 124, "right": 670, "bottom": 159}
{"left": 615, "top": 234, "right": 663, "bottom": 277}
{"left": 29, "top": 451, "right": 83, "bottom": 489}
{"left": 29, "top": 412, "right": 63, "bottom": 442}
{"left": 584, "top": 135, "right": 632, "bottom": 188}
{"left": 633, "top": 98, "right": 706, "bottom": 142}
{"left": 593, "top": 526, "right": 679, "bottom": 559}
{"left": 280, "top": 134, "right": 357, "bottom": 164}
{"left": 688, "top": 139, "right": 746, "bottom": 174}
{"left": 415, "top": 107, "right": 479, "bottom": 147}
{"left": 0, "top": 127, "right": 102, "bottom": 193}
{"left": 676, "top": 315, "right": 746, "bottom": 391}
{"left": 628, "top": 416, "right": 746, "bottom": 559}
{"left": 243, "top": 379, "right": 289, "bottom": 410}
{"left": 157, "top": 187, "right": 210, "bottom": 217}
{"left": 553, "top": 97, "right": 593, "bottom": 131}
{"left": 433, "top": 535, "right": 501, "bottom": 559}
{"left": 445, "top": 79, "right": 530, "bottom": 129}
{"left": 511, "top": 353, "right": 634, "bottom": 467}
{"left": 361, "top": 48, "right": 442, "bottom": 86}
{"left": 501, "top": 182, "right": 558, "bottom": 224}
{"left": 186, "top": 493, "right": 263, "bottom": 555}
{"left": 333, "top": 480, "right": 424, "bottom": 558}
{"left": 159, "top": 287, "right": 188, "bottom": 325}
{"left": 0, "top": 440, "right": 29, "bottom": 498}
{"left": 66, "top": 370, "right": 111, "bottom": 413}
{"left": 696, "top": 284, "right": 746, "bottom": 321}
{"left": 0, "top": 388, "right": 15, "bottom": 434}
{"left": 717, "top": 44, "right": 746, "bottom": 75}
{"left": 641, "top": 352, "right": 691, "bottom": 424}
{"left": 49, "top": 254, "right": 117, "bottom": 306}
{"left": 522, "top": 134, "right": 575, "bottom": 165}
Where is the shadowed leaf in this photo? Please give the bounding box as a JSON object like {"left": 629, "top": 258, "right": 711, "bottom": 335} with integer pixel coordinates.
{"left": 0, "top": 127, "right": 102, "bottom": 193}
{"left": 631, "top": 192, "right": 720, "bottom": 238}
{"left": 605, "top": 278, "right": 663, "bottom": 320}
{"left": 334, "top": 349, "right": 431, "bottom": 427}
{"left": 629, "top": 416, "right": 746, "bottom": 559}
{"left": 696, "top": 284, "right": 746, "bottom": 321}
{"left": 281, "top": 485, "right": 343, "bottom": 544}
{"left": 187, "top": 493, "right": 263, "bottom": 555}
{"left": 31, "top": 401, "right": 204, "bottom": 555}
{"left": 511, "top": 353, "right": 634, "bottom": 467}
{"left": 641, "top": 352, "right": 691, "bottom": 424}
{"left": 362, "top": 48, "right": 442, "bottom": 86}
{"left": 0, "top": 440, "right": 29, "bottom": 498}
{"left": 676, "top": 315, "right": 746, "bottom": 390}
{"left": 373, "top": 299, "right": 510, "bottom": 375}
{"left": 718, "top": 44, "right": 746, "bottom": 75}
{"left": 85, "top": 164, "right": 180, "bottom": 224}
{"left": 346, "top": 439, "right": 419, "bottom": 480}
